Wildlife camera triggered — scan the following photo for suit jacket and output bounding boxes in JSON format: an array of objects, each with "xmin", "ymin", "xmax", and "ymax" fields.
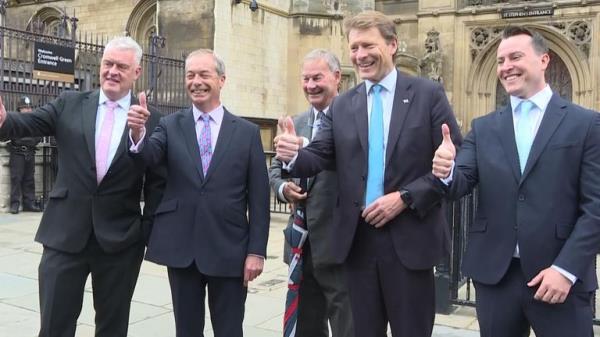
[
  {"xmin": 269, "ymin": 109, "xmax": 339, "ymax": 267},
  {"xmin": 290, "ymin": 71, "xmax": 462, "ymax": 269},
  {"xmin": 0, "ymin": 90, "xmax": 165, "ymax": 253},
  {"xmin": 134, "ymin": 107, "xmax": 270, "ymax": 277},
  {"xmin": 446, "ymin": 94, "xmax": 600, "ymax": 292}
]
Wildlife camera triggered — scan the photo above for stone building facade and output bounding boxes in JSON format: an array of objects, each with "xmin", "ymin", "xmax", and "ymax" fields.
[{"xmin": 2, "ymin": 0, "xmax": 599, "ymax": 208}]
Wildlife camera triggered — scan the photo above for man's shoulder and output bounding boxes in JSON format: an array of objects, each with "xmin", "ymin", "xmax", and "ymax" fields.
[{"xmin": 224, "ymin": 108, "xmax": 260, "ymax": 131}]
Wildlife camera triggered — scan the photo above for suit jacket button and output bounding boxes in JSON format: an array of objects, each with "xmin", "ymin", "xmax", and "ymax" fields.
[
  {"xmin": 518, "ymin": 195, "xmax": 525, "ymax": 201},
  {"xmin": 354, "ymin": 201, "xmax": 359, "ymax": 207}
]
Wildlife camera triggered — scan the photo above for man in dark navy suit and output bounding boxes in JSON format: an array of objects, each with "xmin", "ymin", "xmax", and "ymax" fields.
[{"xmin": 433, "ymin": 26, "xmax": 600, "ymax": 337}]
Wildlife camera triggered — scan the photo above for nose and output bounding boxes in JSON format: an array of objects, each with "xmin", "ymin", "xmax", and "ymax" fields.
[
  {"xmin": 306, "ymin": 78, "xmax": 318, "ymax": 89},
  {"xmin": 498, "ymin": 60, "xmax": 512, "ymax": 73},
  {"xmin": 355, "ymin": 46, "xmax": 368, "ymax": 60}
]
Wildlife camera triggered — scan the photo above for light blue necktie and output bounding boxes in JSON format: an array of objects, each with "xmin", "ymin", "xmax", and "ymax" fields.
[
  {"xmin": 515, "ymin": 100, "xmax": 535, "ymax": 173},
  {"xmin": 365, "ymin": 84, "xmax": 384, "ymax": 205}
]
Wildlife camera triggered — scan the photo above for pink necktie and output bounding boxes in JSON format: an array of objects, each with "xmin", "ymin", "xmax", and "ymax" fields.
[{"xmin": 96, "ymin": 101, "xmax": 117, "ymax": 184}]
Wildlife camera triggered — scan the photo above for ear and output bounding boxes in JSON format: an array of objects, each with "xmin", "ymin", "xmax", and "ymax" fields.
[
  {"xmin": 134, "ymin": 65, "xmax": 142, "ymax": 80},
  {"xmin": 540, "ymin": 52, "xmax": 550, "ymax": 71},
  {"xmin": 219, "ymin": 75, "xmax": 226, "ymax": 88},
  {"xmin": 388, "ymin": 37, "xmax": 399, "ymax": 56}
]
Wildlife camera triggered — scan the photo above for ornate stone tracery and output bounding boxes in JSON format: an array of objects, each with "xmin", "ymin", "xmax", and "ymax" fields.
[{"xmin": 469, "ymin": 20, "xmax": 593, "ymax": 61}]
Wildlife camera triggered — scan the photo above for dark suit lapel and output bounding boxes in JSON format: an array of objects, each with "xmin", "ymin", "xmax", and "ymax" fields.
[
  {"xmin": 180, "ymin": 108, "xmax": 205, "ymax": 180},
  {"xmin": 82, "ymin": 90, "xmax": 99, "ymax": 164},
  {"xmin": 495, "ymin": 105, "xmax": 520, "ymax": 184},
  {"xmin": 520, "ymin": 95, "xmax": 567, "ymax": 184},
  {"xmin": 385, "ymin": 72, "xmax": 414, "ymax": 167},
  {"xmin": 352, "ymin": 84, "xmax": 368, "ymax": 156},
  {"xmin": 203, "ymin": 109, "xmax": 237, "ymax": 184}
]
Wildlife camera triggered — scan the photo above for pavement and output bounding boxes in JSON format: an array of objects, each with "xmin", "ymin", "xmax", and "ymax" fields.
[{"xmin": 0, "ymin": 211, "xmax": 597, "ymax": 337}]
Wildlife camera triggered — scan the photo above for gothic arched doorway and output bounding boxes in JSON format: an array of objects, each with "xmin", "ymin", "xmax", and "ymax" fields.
[{"xmin": 495, "ymin": 50, "xmax": 572, "ymax": 109}]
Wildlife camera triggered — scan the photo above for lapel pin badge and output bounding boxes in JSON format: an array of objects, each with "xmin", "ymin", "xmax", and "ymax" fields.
[{"xmin": 403, "ymin": 99, "xmax": 409, "ymax": 104}]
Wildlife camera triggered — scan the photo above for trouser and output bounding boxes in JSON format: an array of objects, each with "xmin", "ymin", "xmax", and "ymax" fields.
[
  {"xmin": 38, "ymin": 235, "xmax": 144, "ymax": 337},
  {"xmin": 10, "ymin": 151, "xmax": 36, "ymax": 207}
]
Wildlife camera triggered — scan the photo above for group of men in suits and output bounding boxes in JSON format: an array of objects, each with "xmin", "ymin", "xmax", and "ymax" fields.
[
  {"xmin": 0, "ymin": 8, "xmax": 598, "ymax": 337},
  {"xmin": 275, "ymin": 10, "xmax": 599, "ymax": 337}
]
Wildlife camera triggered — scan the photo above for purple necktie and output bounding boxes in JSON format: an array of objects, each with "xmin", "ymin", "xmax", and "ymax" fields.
[
  {"xmin": 199, "ymin": 114, "xmax": 212, "ymax": 176},
  {"xmin": 96, "ymin": 101, "xmax": 118, "ymax": 184}
]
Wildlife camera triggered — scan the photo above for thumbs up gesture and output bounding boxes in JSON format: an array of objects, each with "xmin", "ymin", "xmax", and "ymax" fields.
[
  {"xmin": 274, "ymin": 116, "xmax": 302, "ymax": 162},
  {"xmin": 128, "ymin": 92, "xmax": 150, "ymax": 143},
  {"xmin": 432, "ymin": 123, "xmax": 456, "ymax": 179}
]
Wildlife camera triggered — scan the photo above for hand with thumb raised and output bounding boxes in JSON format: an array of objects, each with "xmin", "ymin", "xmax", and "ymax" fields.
[
  {"xmin": 432, "ymin": 123, "xmax": 456, "ymax": 179},
  {"xmin": 127, "ymin": 92, "xmax": 151, "ymax": 143},
  {"xmin": 274, "ymin": 116, "xmax": 302, "ymax": 162}
]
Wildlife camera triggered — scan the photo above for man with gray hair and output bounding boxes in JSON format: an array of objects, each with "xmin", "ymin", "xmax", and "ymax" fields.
[
  {"xmin": 127, "ymin": 49, "xmax": 270, "ymax": 337},
  {"xmin": 0, "ymin": 36, "xmax": 165, "ymax": 337},
  {"xmin": 269, "ymin": 49, "xmax": 354, "ymax": 337}
]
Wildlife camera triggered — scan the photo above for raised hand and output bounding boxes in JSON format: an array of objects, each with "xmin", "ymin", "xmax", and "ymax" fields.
[
  {"xmin": 127, "ymin": 92, "xmax": 150, "ymax": 143},
  {"xmin": 274, "ymin": 116, "xmax": 302, "ymax": 162},
  {"xmin": 0, "ymin": 96, "xmax": 6, "ymax": 128},
  {"xmin": 432, "ymin": 123, "xmax": 456, "ymax": 179}
]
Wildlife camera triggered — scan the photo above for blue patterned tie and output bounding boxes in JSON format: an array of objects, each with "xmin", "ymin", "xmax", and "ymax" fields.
[
  {"xmin": 515, "ymin": 100, "xmax": 535, "ymax": 173},
  {"xmin": 365, "ymin": 84, "xmax": 384, "ymax": 205},
  {"xmin": 199, "ymin": 114, "xmax": 212, "ymax": 176}
]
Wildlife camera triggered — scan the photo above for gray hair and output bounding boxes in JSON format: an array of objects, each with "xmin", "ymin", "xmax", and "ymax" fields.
[
  {"xmin": 103, "ymin": 36, "xmax": 143, "ymax": 65},
  {"xmin": 303, "ymin": 49, "xmax": 341, "ymax": 73},
  {"xmin": 186, "ymin": 49, "xmax": 226, "ymax": 76}
]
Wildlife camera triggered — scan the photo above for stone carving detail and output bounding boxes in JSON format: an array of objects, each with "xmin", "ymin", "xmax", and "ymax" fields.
[
  {"xmin": 469, "ymin": 20, "xmax": 592, "ymax": 60},
  {"xmin": 419, "ymin": 29, "xmax": 443, "ymax": 83},
  {"xmin": 469, "ymin": 27, "xmax": 502, "ymax": 61},
  {"xmin": 551, "ymin": 20, "xmax": 591, "ymax": 57}
]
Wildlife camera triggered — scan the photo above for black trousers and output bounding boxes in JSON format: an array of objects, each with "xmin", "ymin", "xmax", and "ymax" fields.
[
  {"xmin": 474, "ymin": 258, "xmax": 594, "ymax": 337},
  {"xmin": 38, "ymin": 235, "xmax": 144, "ymax": 337},
  {"xmin": 10, "ymin": 151, "xmax": 36, "ymax": 207},
  {"xmin": 296, "ymin": 240, "xmax": 354, "ymax": 337},
  {"xmin": 167, "ymin": 264, "xmax": 247, "ymax": 337},
  {"xmin": 345, "ymin": 218, "xmax": 435, "ymax": 337}
]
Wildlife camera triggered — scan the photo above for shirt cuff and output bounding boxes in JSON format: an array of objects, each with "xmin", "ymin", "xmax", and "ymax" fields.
[
  {"xmin": 439, "ymin": 161, "xmax": 455, "ymax": 186},
  {"xmin": 248, "ymin": 254, "xmax": 265, "ymax": 260},
  {"xmin": 551, "ymin": 265, "xmax": 577, "ymax": 285},
  {"xmin": 278, "ymin": 182, "xmax": 289, "ymax": 202},
  {"xmin": 128, "ymin": 127, "xmax": 146, "ymax": 153},
  {"xmin": 301, "ymin": 136, "xmax": 309, "ymax": 147},
  {"xmin": 282, "ymin": 153, "xmax": 298, "ymax": 171}
]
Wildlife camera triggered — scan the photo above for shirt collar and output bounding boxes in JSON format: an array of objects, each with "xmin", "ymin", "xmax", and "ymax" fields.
[
  {"xmin": 98, "ymin": 90, "xmax": 131, "ymax": 109},
  {"xmin": 510, "ymin": 85, "xmax": 553, "ymax": 113},
  {"xmin": 193, "ymin": 104, "xmax": 224, "ymax": 126},
  {"xmin": 312, "ymin": 106, "xmax": 330, "ymax": 117},
  {"xmin": 365, "ymin": 69, "xmax": 397, "ymax": 95}
]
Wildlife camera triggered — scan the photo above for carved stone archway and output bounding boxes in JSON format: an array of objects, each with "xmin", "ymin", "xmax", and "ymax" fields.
[
  {"xmin": 465, "ymin": 23, "xmax": 593, "ymax": 130},
  {"xmin": 125, "ymin": 0, "xmax": 157, "ymax": 48}
]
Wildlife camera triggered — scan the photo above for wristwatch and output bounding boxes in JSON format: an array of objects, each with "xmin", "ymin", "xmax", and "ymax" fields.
[{"xmin": 399, "ymin": 189, "xmax": 414, "ymax": 209}]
